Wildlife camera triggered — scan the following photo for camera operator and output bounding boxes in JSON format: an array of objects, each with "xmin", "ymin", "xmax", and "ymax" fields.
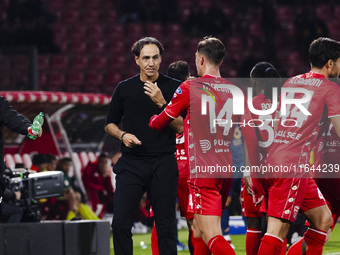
[
  {"xmin": 0, "ymin": 95, "xmax": 42, "ymax": 218},
  {"xmin": 1, "ymin": 167, "xmax": 23, "ymax": 223}
]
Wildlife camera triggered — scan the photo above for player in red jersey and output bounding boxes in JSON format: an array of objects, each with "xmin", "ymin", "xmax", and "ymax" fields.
[
  {"xmin": 287, "ymin": 120, "xmax": 340, "ymax": 254},
  {"xmin": 253, "ymin": 37, "xmax": 340, "ymax": 255},
  {"xmin": 149, "ymin": 37, "xmax": 260, "ymax": 255},
  {"xmin": 241, "ymin": 62, "xmax": 283, "ymax": 255}
]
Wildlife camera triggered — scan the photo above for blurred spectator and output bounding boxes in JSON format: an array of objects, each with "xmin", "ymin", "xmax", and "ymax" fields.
[
  {"xmin": 46, "ymin": 153, "xmax": 57, "ymax": 171},
  {"xmin": 31, "ymin": 153, "xmax": 49, "ymax": 172},
  {"xmin": 82, "ymin": 153, "xmax": 115, "ymax": 218},
  {"xmin": 58, "ymin": 157, "xmax": 99, "ymax": 220}
]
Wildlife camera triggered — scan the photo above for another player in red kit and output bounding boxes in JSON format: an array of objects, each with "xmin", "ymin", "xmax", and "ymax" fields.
[
  {"xmin": 241, "ymin": 62, "xmax": 283, "ymax": 255},
  {"xmin": 287, "ymin": 119, "xmax": 340, "ymax": 254},
  {"xmin": 253, "ymin": 37, "xmax": 340, "ymax": 255},
  {"xmin": 149, "ymin": 37, "xmax": 260, "ymax": 255}
]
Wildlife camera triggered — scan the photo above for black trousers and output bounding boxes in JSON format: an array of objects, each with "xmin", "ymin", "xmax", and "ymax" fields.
[{"xmin": 112, "ymin": 153, "xmax": 178, "ymax": 255}]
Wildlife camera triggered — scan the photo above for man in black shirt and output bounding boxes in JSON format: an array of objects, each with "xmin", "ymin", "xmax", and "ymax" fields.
[{"xmin": 105, "ymin": 37, "xmax": 181, "ymax": 255}]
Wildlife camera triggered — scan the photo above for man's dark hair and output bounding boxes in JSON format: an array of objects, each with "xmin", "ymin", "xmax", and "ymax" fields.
[
  {"xmin": 197, "ymin": 36, "xmax": 225, "ymax": 65},
  {"xmin": 168, "ymin": 61, "xmax": 190, "ymax": 82},
  {"xmin": 59, "ymin": 157, "xmax": 72, "ymax": 165},
  {"xmin": 98, "ymin": 152, "xmax": 109, "ymax": 160},
  {"xmin": 250, "ymin": 62, "xmax": 282, "ymax": 100},
  {"xmin": 131, "ymin": 37, "xmax": 164, "ymax": 57},
  {"xmin": 309, "ymin": 37, "xmax": 340, "ymax": 68}
]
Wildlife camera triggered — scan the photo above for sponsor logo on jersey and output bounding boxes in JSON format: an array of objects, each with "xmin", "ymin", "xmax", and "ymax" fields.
[{"xmin": 199, "ymin": 140, "xmax": 211, "ymax": 153}]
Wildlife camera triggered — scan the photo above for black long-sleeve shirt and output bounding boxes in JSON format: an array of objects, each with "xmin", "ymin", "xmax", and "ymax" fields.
[
  {"xmin": 105, "ymin": 73, "xmax": 181, "ymax": 156},
  {"xmin": 0, "ymin": 96, "xmax": 31, "ymax": 177}
]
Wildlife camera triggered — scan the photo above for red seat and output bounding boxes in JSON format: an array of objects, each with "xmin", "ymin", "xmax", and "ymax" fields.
[
  {"xmin": 51, "ymin": 55, "xmax": 69, "ymax": 70},
  {"xmin": 67, "ymin": 0, "xmax": 83, "ymax": 9},
  {"xmin": 84, "ymin": 0, "xmax": 103, "ymax": 10},
  {"xmin": 88, "ymin": 40, "xmax": 106, "ymax": 53},
  {"xmin": 1, "ymin": 56, "xmax": 12, "ymax": 70},
  {"xmin": 13, "ymin": 55, "xmax": 29, "ymax": 70},
  {"xmin": 69, "ymin": 25, "xmax": 87, "ymax": 41},
  {"xmin": 328, "ymin": 21, "xmax": 340, "ymax": 40},
  {"xmin": 82, "ymin": 10, "xmax": 99, "ymax": 23},
  {"xmin": 106, "ymin": 73, "xmax": 122, "ymax": 86},
  {"xmin": 70, "ymin": 55, "xmax": 88, "ymax": 70},
  {"xmin": 227, "ymin": 37, "xmax": 244, "ymax": 53},
  {"xmin": 4, "ymin": 154, "xmax": 15, "ymax": 169},
  {"xmin": 53, "ymin": 23, "xmax": 68, "ymax": 40},
  {"xmin": 334, "ymin": 5, "xmax": 340, "ymax": 18},
  {"xmin": 167, "ymin": 24, "xmax": 183, "ymax": 38},
  {"xmin": 38, "ymin": 55, "xmax": 50, "ymax": 70},
  {"xmin": 107, "ymin": 24, "xmax": 124, "ymax": 40},
  {"xmin": 248, "ymin": 22, "xmax": 263, "ymax": 37},
  {"xmin": 48, "ymin": 71, "xmax": 66, "ymax": 91},
  {"xmin": 38, "ymin": 73, "xmax": 48, "ymax": 89},
  {"xmin": 108, "ymin": 56, "xmax": 126, "ymax": 73},
  {"xmin": 22, "ymin": 154, "xmax": 32, "ymax": 169},
  {"xmin": 316, "ymin": 4, "xmax": 331, "ymax": 21},
  {"xmin": 87, "ymin": 71, "xmax": 104, "ymax": 86},
  {"xmin": 48, "ymin": 0, "xmax": 64, "ymax": 11},
  {"xmin": 147, "ymin": 23, "xmax": 163, "ymax": 34},
  {"xmin": 88, "ymin": 25, "xmax": 105, "ymax": 40},
  {"xmin": 276, "ymin": 6, "xmax": 294, "ymax": 23},
  {"xmin": 89, "ymin": 55, "xmax": 108, "ymax": 70},
  {"xmin": 62, "ymin": 10, "xmax": 80, "ymax": 23},
  {"xmin": 101, "ymin": 10, "xmax": 117, "ymax": 23},
  {"xmin": 167, "ymin": 39, "xmax": 184, "ymax": 55},
  {"xmin": 69, "ymin": 41, "xmax": 87, "ymax": 53},
  {"xmin": 107, "ymin": 41, "xmax": 125, "ymax": 55},
  {"xmin": 67, "ymin": 72, "xmax": 85, "ymax": 87}
]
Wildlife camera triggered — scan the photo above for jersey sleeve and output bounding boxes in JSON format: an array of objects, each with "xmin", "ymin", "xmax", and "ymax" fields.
[
  {"xmin": 165, "ymin": 82, "xmax": 190, "ymax": 119},
  {"xmin": 326, "ymin": 83, "xmax": 340, "ymax": 118},
  {"xmin": 105, "ymin": 83, "xmax": 123, "ymax": 126}
]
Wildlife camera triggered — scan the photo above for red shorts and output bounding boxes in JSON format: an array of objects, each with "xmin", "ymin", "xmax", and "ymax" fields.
[
  {"xmin": 188, "ymin": 178, "xmax": 232, "ymax": 217},
  {"xmin": 241, "ymin": 179, "xmax": 265, "ymax": 218},
  {"xmin": 315, "ymin": 178, "xmax": 340, "ymax": 229},
  {"xmin": 261, "ymin": 177, "xmax": 326, "ymax": 223},
  {"xmin": 177, "ymin": 176, "xmax": 194, "ymax": 220}
]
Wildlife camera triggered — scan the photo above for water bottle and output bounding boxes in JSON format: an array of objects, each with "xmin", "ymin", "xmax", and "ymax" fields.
[{"xmin": 27, "ymin": 112, "xmax": 44, "ymax": 140}]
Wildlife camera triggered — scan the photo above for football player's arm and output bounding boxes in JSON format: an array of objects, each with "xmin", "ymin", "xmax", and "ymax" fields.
[
  {"xmin": 331, "ymin": 116, "xmax": 340, "ymax": 138},
  {"xmin": 149, "ymin": 110, "xmax": 175, "ymax": 130}
]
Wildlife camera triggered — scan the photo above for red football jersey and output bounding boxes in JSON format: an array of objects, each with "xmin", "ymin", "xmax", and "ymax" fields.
[
  {"xmin": 176, "ymin": 133, "xmax": 189, "ymax": 177},
  {"xmin": 165, "ymin": 75, "xmax": 259, "ymax": 178},
  {"xmin": 267, "ymin": 71, "xmax": 340, "ymax": 171},
  {"xmin": 251, "ymin": 94, "xmax": 276, "ymax": 164}
]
